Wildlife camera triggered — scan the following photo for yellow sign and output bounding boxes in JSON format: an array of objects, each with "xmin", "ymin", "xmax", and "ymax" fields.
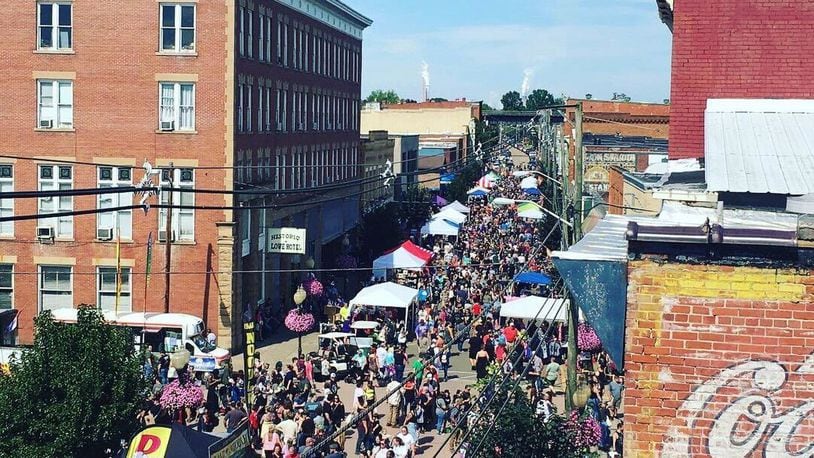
[
  {"xmin": 243, "ymin": 322, "xmax": 256, "ymax": 407},
  {"xmin": 126, "ymin": 425, "xmax": 171, "ymax": 458}
]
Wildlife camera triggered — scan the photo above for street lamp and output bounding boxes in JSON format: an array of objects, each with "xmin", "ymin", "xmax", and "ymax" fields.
[
  {"xmin": 293, "ymin": 285, "xmax": 307, "ymax": 356},
  {"xmin": 491, "ymin": 197, "xmax": 573, "ymax": 227}
]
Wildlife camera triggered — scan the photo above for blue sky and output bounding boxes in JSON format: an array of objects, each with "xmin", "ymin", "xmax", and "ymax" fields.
[{"xmin": 348, "ymin": 0, "xmax": 673, "ymax": 106}]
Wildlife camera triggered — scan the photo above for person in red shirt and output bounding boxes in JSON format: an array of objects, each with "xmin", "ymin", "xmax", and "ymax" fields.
[
  {"xmin": 472, "ymin": 303, "xmax": 482, "ymax": 316},
  {"xmin": 503, "ymin": 322, "xmax": 518, "ymax": 343}
]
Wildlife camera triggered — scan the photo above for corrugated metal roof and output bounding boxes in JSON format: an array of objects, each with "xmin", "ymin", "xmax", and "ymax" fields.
[
  {"xmin": 705, "ymin": 99, "xmax": 814, "ymax": 195},
  {"xmin": 552, "ymin": 215, "xmax": 630, "ymax": 261}
]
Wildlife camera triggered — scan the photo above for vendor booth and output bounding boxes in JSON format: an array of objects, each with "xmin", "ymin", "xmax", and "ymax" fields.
[
  {"xmin": 431, "ymin": 208, "xmax": 467, "ymax": 225},
  {"xmin": 371, "ymin": 240, "xmax": 433, "ymax": 279},
  {"xmin": 420, "ymin": 218, "xmax": 460, "ymax": 237},
  {"xmin": 467, "ymin": 186, "xmax": 490, "ymax": 197},
  {"xmin": 500, "ymin": 296, "xmax": 575, "ymax": 322},
  {"xmin": 349, "ymin": 282, "xmax": 418, "ymax": 324},
  {"xmin": 440, "ymin": 200, "xmax": 470, "ymax": 214}
]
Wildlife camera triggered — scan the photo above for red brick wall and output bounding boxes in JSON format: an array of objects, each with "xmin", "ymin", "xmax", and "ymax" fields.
[
  {"xmin": 624, "ymin": 260, "xmax": 814, "ymax": 457},
  {"xmin": 668, "ymin": 0, "xmax": 814, "ymax": 159},
  {"xmin": 0, "ymin": 1, "xmax": 229, "ymax": 342}
]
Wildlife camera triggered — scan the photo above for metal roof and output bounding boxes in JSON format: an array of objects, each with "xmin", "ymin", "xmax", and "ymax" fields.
[{"xmin": 705, "ymin": 99, "xmax": 814, "ymax": 195}]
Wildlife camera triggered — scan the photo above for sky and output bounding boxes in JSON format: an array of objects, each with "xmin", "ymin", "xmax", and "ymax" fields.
[{"xmin": 347, "ymin": 0, "xmax": 673, "ymax": 107}]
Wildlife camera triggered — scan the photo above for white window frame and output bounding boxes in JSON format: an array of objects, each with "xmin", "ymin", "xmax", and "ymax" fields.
[
  {"xmin": 258, "ymin": 12, "xmax": 265, "ymax": 61},
  {"xmin": 257, "ymin": 85, "xmax": 263, "ymax": 132},
  {"xmin": 38, "ymin": 165, "xmax": 73, "ymax": 238},
  {"xmin": 282, "ymin": 89, "xmax": 288, "ymax": 132},
  {"xmin": 0, "ymin": 165, "xmax": 13, "ymax": 237},
  {"xmin": 276, "ymin": 17, "xmax": 282, "ymax": 63},
  {"xmin": 238, "ymin": 82, "xmax": 244, "ymax": 132},
  {"xmin": 159, "ymin": 82, "xmax": 195, "ymax": 131},
  {"xmin": 160, "ymin": 3, "xmax": 196, "ymax": 53},
  {"xmin": 246, "ymin": 84, "xmax": 253, "ymax": 132},
  {"xmin": 97, "ymin": 266, "xmax": 132, "ymax": 312},
  {"xmin": 39, "ymin": 265, "xmax": 72, "ymax": 312},
  {"xmin": 265, "ymin": 86, "xmax": 272, "ymax": 132},
  {"xmin": 0, "ymin": 264, "xmax": 12, "ymax": 312},
  {"xmin": 238, "ymin": 5, "xmax": 245, "ymax": 56},
  {"xmin": 247, "ymin": 9, "xmax": 253, "ymax": 58},
  {"xmin": 241, "ymin": 210, "xmax": 251, "ymax": 257},
  {"xmin": 159, "ymin": 168, "xmax": 195, "ymax": 241},
  {"xmin": 37, "ymin": 79, "xmax": 73, "ymax": 129},
  {"xmin": 97, "ymin": 166, "xmax": 133, "ymax": 240},
  {"xmin": 38, "ymin": 2, "xmax": 72, "ymax": 51},
  {"xmin": 265, "ymin": 15, "xmax": 273, "ymax": 63}
]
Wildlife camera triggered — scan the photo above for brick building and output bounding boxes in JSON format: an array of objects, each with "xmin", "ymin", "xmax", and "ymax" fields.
[
  {"xmin": 0, "ymin": 0, "xmax": 371, "ymax": 351},
  {"xmin": 658, "ymin": 0, "xmax": 814, "ymax": 159}
]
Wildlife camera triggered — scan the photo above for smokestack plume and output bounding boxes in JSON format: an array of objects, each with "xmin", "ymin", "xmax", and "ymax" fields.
[
  {"xmin": 521, "ymin": 68, "xmax": 533, "ymax": 104},
  {"xmin": 421, "ymin": 61, "xmax": 430, "ymax": 102}
]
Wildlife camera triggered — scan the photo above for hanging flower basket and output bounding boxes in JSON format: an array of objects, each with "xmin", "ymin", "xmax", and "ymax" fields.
[
  {"xmin": 577, "ymin": 322, "xmax": 602, "ymax": 352},
  {"xmin": 285, "ymin": 309, "xmax": 315, "ymax": 333},
  {"xmin": 565, "ymin": 410, "xmax": 602, "ymax": 449},
  {"xmin": 158, "ymin": 378, "xmax": 204, "ymax": 411},
  {"xmin": 304, "ymin": 278, "xmax": 324, "ymax": 297}
]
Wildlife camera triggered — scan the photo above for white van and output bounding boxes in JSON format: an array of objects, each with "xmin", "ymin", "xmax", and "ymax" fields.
[{"xmin": 50, "ymin": 309, "xmax": 231, "ymax": 366}]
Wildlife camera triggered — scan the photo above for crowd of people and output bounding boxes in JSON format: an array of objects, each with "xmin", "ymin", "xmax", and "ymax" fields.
[{"xmin": 132, "ymin": 160, "xmax": 625, "ymax": 457}]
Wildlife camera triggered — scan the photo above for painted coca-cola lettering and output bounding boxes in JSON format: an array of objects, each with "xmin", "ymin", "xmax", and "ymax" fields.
[{"xmin": 662, "ymin": 352, "xmax": 814, "ymax": 457}]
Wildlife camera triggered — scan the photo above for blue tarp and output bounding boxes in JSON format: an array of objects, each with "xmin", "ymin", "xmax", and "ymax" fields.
[{"xmin": 514, "ymin": 271, "xmax": 552, "ymax": 285}]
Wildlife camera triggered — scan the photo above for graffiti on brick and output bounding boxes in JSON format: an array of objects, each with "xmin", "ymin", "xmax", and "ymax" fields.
[{"xmin": 662, "ymin": 352, "xmax": 814, "ymax": 457}]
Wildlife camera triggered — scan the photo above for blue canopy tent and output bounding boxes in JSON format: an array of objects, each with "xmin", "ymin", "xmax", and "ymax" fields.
[
  {"xmin": 514, "ymin": 271, "xmax": 552, "ymax": 285},
  {"xmin": 523, "ymin": 187, "xmax": 542, "ymax": 196}
]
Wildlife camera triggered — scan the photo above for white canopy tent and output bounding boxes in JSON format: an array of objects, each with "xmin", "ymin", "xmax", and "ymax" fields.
[
  {"xmin": 440, "ymin": 200, "xmax": 470, "ymax": 214},
  {"xmin": 500, "ymin": 296, "xmax": 583, "ymax": 322},
  {"xmin": 420, "ymin": 218, "xmax": 461, "ymax": 236},
  {"xmin": 431, "ymin": 209, "xmax": 467, "ymax": 225},
  {"xmin": 372, "ymin": 247, "xmax": 430, "ymax": 279},
  {"xmin": 349, "ymin": 282, "xmax": 419, "ymax": 323}
]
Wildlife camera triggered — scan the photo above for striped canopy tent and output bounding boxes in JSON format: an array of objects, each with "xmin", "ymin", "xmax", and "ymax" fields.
[{"xmin": 477, "ymin": 175, "xmax": 495, "ymax": 189}]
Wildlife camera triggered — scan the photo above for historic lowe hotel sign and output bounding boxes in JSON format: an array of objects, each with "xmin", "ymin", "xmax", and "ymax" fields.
[{"xmin": 267, "ymin": 228, "xmax": 306, "ymax": 254}]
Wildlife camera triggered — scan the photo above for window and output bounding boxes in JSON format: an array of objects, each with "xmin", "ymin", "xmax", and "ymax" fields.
[
  {"xmin": 276, "ymin": 18, "xmax": 282, "ymax": 63},
  {"xmin": 159, "ymin": 82, "xmax": 195, "ymax": 131},
  {"xmin": 0, "ymin": 165, "xmax": 12, "ymax": 236},
  {"xmin": 283, "ymin": 23, "xmax": 288, "ymax": 66},
  {"xmin": 38, "ymin": 165, "xmax": 72, "ymax": 238},
  {"xmin": 246, "ymin": 84, "xmax": 253, "ymax": 132},
  {"xmin": 97, "ymin": 166, "xmax": 133, "ymax": 240},
  {"xmin": 241, "ymin": 210, "xmax": 250, "ymax": 257},
  {"xmin": 238, "ymin": 82, "xmax": 245, "ymax": 132},
  {"xmin": 238, "ymin": 6, "xmax": 245, "ymax": 56},
  {"xmin": 0, "ymin": 264, "xmax": 11, "ymax": 311},
  {"xmin": 257, "ymin": 85, "xmax": 263, "ymax": 132},
  {"xmin": 265, "ymin": 15, "xmax": 272, "ymax": 62},
  {"xmin": 265, "ymin": 86, "xmax": 272, "ymax": 132},
  {"xmin": 247, "ymin": 9, "xmax": 253, "ymax": 58},
  {"xmin": 160, "ymin": 3, "xmax": 195, "ymax": 52},
  {"xmin": 37, "ymin": 80, "xmax": 73, "ymax": 129},
  {"xmin": 38, "ymin": 2, "xmax": 71, "ymax": 50},
  {"xmin": 97, "ymin": 267, "xmax": 131, "ymax": 312},
  {"xmin": 39, "ymin": 265, "xmax": 72, "ymax": 311},
  {"xmin": 258, "ymin": 13, "xmax": 264, "ymax": 61},
  {"xmin": 159, "ymin": 168, "xmax": 194, "ymax": 241},
  {"xmin": 282, "ymin": 89, "xmax": 288, "ymax": 132}
]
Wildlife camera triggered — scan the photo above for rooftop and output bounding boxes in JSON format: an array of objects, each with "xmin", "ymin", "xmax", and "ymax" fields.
[{"xmin": 705, "ymin": 99, "xmax": 814, "ymax": 195}]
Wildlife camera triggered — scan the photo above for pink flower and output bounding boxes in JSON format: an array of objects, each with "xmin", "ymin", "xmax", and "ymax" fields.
[
  {"xmin": 158, "ymin": 378, "xmax": 204, "ymax": 410},
  {"xmin": 577, "ymin": 322, "xmax": 602, "ymax": 352},
  {"xmin": 285, "ymin": 310, "xmax": 315, "ymax": 333},
  {"xmin": 304, "ymin": 279, "xmax": 324, "ymax": 296}
]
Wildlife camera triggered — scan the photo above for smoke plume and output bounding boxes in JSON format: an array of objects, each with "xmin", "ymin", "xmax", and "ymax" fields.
[{"xmin": 521, "ymin": 68, "xmax": 533, "ymax": 98}]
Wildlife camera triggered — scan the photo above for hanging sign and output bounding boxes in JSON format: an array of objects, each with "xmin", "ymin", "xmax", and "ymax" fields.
[{"xmin": 267, "ymin": 228, "xmax": 306, "ymax": 254}]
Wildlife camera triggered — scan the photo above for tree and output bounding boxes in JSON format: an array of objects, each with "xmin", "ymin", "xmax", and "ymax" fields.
[
  {"xmin": 525, "ymin": 89, "xmax": 562, "ymax": 110},
  {"xmin": 500, "ymin": 91, "xmax": 524, "ymax": 111},
  {"xmin": 360, "ymin": 203, "xmax": 404, "ymax": 263},
  {"xmin": 445, "ymin": 161, "xmax": 482, "ymax": 204},
  {"xmin": 0, "ymin": 306, "xmax": 148, "ymax": 457},
  {"xmin": 365, "ymin": 89, "xmax": 401, "ymax": 105},
  {"xmin": 429, "ymin": 97, "xmax": 448, "ymax": 102},
  {"xmin": 481, "ymin": 102, "xmax": 494, "ymax": 111}
]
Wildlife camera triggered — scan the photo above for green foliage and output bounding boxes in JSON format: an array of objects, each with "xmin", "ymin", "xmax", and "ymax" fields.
[
  {"xmin": 0, "ymin": 306, "xmax": 148, "ymax": 457},
  {"xmin": 474, "ymin": 119, "xmax": 498, "ymax": 148},
  {"xmin": 429, "ymin": 97, "xmax": 448, "ymax": 102},
  {"xmin": 481, "ymin": 102, "xmax": 494, "ymax": 111},
  {"xmin": 501, "ymin": 91, "xmax": 524, "ymax": 111},
  {"xmin": 365, "ymin": 89, "xmax": 401, "ymax": 105},
  {"xmin": 398, "ymin": 185, "xmax": 432, "ymax": 228},
  {"xmin": 360, "ymin": 203, "xmax": 404, "ymax": 262},
  {"xmin": 445, "ymin": 161, "xmax": 482, "ymax": 204},
  {"xmin": 525, "ymin": 89, "xmax": 563, "ymax": 110},
  {"xmin": 464, "ymin": 385, "xmax": 599, "ymax": 458}
]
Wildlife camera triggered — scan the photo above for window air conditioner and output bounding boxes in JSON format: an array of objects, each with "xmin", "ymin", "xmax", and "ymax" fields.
[
  {"xmin": 160, "ymin": 120, "xmax": 175, "ymax": 131},
  {"xmin": 158, "ymin": 229, "xmax": 176, "ymax": 242},
  {"xmin": 39, "ymin": 119, "xmax": 53, "ymax": 129},
  {"xmin": 36, "ymin": 226, "xmax": 54, "ymax": 240},
  {"xmin": 96, "ymin": 227, "xmax": 113, "ymax": 241}
]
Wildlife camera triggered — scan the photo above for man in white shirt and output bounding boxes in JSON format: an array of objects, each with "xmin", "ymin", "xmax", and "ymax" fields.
[
  {"xmin": 276, "ymin": 412, "xmax": 299, "ymax": 444},
  {"xmin": 396, "ymin": 426, "xmax": 416, "ymax": 457},
  {"xmin": 376, "ymin": 345, "xmax": 388, "ymax": 371},
  {"xmin": 386, "ymin": 379, "xmax": 402, "ymax": 426}
]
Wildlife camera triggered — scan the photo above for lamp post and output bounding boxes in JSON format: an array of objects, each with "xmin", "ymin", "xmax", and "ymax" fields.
[{"xmin": 293, "ymin": 285, "xmax": 307, "ymax": 356}]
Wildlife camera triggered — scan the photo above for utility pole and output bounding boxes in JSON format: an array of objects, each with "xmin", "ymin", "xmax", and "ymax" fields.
[
  {"xmin": 565, "ymin": 103, "xmax": 584, "ymax": 411},
  {"xmin": 163, "ymin": 162, "xmax": 174, "ymax": 313},
  {"xmin": 573, "ymin": 102, "xmax": 584, "ymax": 240}
]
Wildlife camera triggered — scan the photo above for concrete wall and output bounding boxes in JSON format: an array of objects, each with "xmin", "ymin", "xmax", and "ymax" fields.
[{"xmin": 624, "ymin": 260, "xmax": 814, "ymax": 457}]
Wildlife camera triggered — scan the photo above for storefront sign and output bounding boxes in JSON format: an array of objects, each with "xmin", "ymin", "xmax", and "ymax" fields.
[
  {"xmin": 243, "ymin": 322, "xmax": 255, "ymax": 407},
  {"xmin": 126, "ymin": 426, "xmax": 171, "ymax": 458},
  {"xmin": 188, "ymin": 355, "xmax": 217, "ymax": 372},
  {"xmin": 585, "ymin": 152, "xmax": 636, "ymax": 169},
  {"xmin": 267, "ymin": 228, "xmax": 306, "ymax": 254}
]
